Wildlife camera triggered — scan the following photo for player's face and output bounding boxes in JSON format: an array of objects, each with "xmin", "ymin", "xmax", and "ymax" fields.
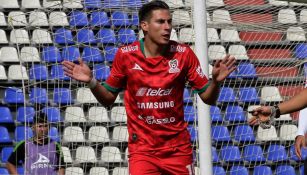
[
  {"xmin": 143, "ymin": 9, "xmax": 172, "ymax": 45},
  {"xmin": 33, "ymin": 123, "xmax": 49, "ymax": 139}
]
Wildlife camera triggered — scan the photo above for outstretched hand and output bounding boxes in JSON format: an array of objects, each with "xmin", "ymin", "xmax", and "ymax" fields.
[
  {"xmin": 248, "ymin": 106, "xmax": 272, "ymax": 125},
  {"xmin": 62, "ymin": 58, "xmax": 92, "ymax": 83},
  {"xmin": 212, "ymin": 55, "xmax": 236, "ymax": 83}
]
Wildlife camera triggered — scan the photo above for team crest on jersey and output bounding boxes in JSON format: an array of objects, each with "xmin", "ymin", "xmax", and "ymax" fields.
[{"xmin": 168, "ymin": 59, "xmax": 180, "ymax": 73}]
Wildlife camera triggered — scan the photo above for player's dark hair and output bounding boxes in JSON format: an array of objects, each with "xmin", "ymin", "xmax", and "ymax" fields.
[
  {"xmin": 33, "ymin": 112, "xmax": 48, "ymax": 124},
  {"xmin": 138, "ymin": 0, "xmax": 170, "ymax": 23}
]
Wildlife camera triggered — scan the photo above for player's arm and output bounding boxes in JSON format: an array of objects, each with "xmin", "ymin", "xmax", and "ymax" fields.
[
  {"xmin": 62, "ymin": 58, "xmax": 118, "ymax": 106},
  {"xmin": 277, "ymin": 88, "xmax": 307, "ymax": 115},
  {"xmin": 58, "ymin": 168, "xmax": 65, "ymax": 175},
  {"xmin": 199, "ymin": 55, "xmax": 236, "ymax": 105},
  {"xmin": 6, "ymin": 162, "xmax": 18, "ymax": 175},
  {"xmin": 6, "ymin": 141, "xmax": 25, "ymax": 175},
  {"xmin": 249, "ymin": 89, "xmax": 307, "ymax": 125},
  {"xmin": 198, "ymin": 80, "xmax": 220, "ymax": 105}
]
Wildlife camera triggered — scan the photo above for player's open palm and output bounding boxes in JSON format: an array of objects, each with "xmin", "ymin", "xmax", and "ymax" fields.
[
  {"xmin": 212, "ymin": 55, "xmax": 236, "ymax": 83},
  {"xmin": 62, "ymin": 58, "xmax": 92, "ymax": 83}
]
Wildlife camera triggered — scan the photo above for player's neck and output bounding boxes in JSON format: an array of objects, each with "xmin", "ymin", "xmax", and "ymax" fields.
[
  {"xmin": 34, "ymin": 136, "xmax": 48, "ymax": 144},
  {"xmin": 143, "ymin": 38, "xmax": 168, "ymax": 58}
]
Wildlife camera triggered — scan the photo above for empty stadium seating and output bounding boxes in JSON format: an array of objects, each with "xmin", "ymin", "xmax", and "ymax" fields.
[
  {"xmin": 16, "ymin": 107, "xmax": 35, "ymax": 123},
  {"xmin": 0, "ymin": 127, "xmax": 12, "ymax": 143},
  {"xmin": 211, "ymin": 125, "xmax": 231, "ymax": 142},
  {"xmin": 233, "ymin": 125, "xmax": 255, "ymax": 143}
]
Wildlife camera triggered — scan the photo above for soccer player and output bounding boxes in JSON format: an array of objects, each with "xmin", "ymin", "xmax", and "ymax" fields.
[
  {"xmin": 62, "ymin": 0, "xmax": 236, "ymax": 174},
  {"xmin": 6, "ymin": 112, "xmax": 64, "ymax": 175}
]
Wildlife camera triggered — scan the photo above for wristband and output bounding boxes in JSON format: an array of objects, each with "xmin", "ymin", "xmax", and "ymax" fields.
[
  {"xmin": 87, "ymin": 77, "xmax": 97, "ymax": 89},
  {"xmin": 271, "ymin": 105, "xmax": 281, "ymax": 118}
]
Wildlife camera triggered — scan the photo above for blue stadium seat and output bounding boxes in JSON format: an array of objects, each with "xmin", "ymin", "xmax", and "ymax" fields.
[
  {"xmin": 243, "ymin": 145, "xmax": 265, "ymax": 162},
  {"xmin": 29, "ymin": 64, "xmax": 48, "ymax": 81},
  {"xmin": 1, "ymin": 147, "xmax": 13, "ymax": 163},
  {"xmin": 62, "ymin": 46, "xmax": 80, "ymax": 62},
  {"xmin": 90, "ymin": 11, "xmax": 111, "ymax": 27},
  {"xmin": 227, "ymin": 70, "xmax": 238, "ymax": 79},
  {"xmin": 210, "ymin": 106, "xmax": 223, "ymax": 123},
  {"xmin": 50, "ymin": 65, "xmax": 70, "ymax": 80},
  {"xmin": 54, "ymin": 28, "xmax": 74, "ymax": 44},
  {"xmin": 253, "ymin": 166, "xmax": 273, "ymax": 175},
  {"xmin": 233, "ymin": 125, "xmax": 255, "ymax": 142},
  {"xmin": 212, "ymin": 147, "xmax": 219, "ymax": 163},
  {"xmin": 84, "ymin": 0, "xmax": 102, "ymax": 9},
  {"xmin": 211, "ymin": 126, "xmax": 231, "ymax": 142},
  {"xmin": 131, "ymin": 13, "xmax": 139, "ymax": 26},
  {"xmin": 0, "ymin": 107, "xmax": 13, "ymax": 123},
  {"xmin": 187, "ymin": 125, "xmax": 197, "ymax": 142},
  {"xmin": 0, "ymin": 168, "xmax": 8, "ymax": 175},
  {"xmin": 118, "ymin": 28, "xmax": 137, "ymax": 44},
  {"xmin": 76, "ymin": 29, "xmax": 97, "ymax": 44},
  {"xmin": 217, "ymin": 87, "xmax": 236, "ymax": 103},
  {"xmin": 15, "ymin": 126, "xmax": 33, "ymax": 142},
  {"xmin": 225, "ymin": 105, "xmax": 246, "ymax": 122},
  {"xmin": 17, "ymin": 167, "xmax": 24, "ymax": 175},
  {"xmin": 103, "ymin": 0, "xmax": 122, "ymax": 9},
  {"xmin": 111, "ymin": 11, "xmax": 131, "ymax": 27},
  {"xmin": 184, "ymin": 106, "xmax": 196, "ymax": 122},
  {"xmin": 230, "ymin": 166, "xmax": 248, "ymax": 175},
  {"xmin": 295, "ymin": 43, "xmax": 307, "ymax": 59},
  {"xmin": 17, "ymin": 106, "xmax": 35, "ymax": 123},
  {"xmin": 289, "ymin": 145, "xmax": 307, "ymax": 161},
  {"xmin": 69, "ymin": 11, "xmax": 89, "ymax": 27},
  {"xmin": 300, "ymin": 166, "xmax": 304, "ymax": 175},
  {"xmin": 97, "ymin": 29, "xmax": 117, "ymax": 44},
  {"xmin": 124, "ymin": 0, "xmax": 143, "ymax": 8},
  {"xmin": 4, "ymin": 87, "xmax": 24, "ymax": 104},
  {"xmin": 93, "ymin": 65, "xmax": 110, "ymax": 81},
  {"xmin": 276, "ymin": 165, "xmax": 295, "ymax": 175},
  {"xmin": 220, "ymin": 146, "xmax": 242, "ymax": 162},
  {"xmin": 0, "ymin": 127, "xmax": 12, "ymax": 143},
  {"xmin": 183, "ymin": 88, "xmax": 193, "ymax": 103},
  {"xmin": 104, "ymin": 46, "xmax": 118, "ymax": 62},
  {"xmin": 213, "ymin": 166, "xmax": 226, "ymax": 175},
  {"xmin": 82, "ymin": 47, "xmax": 103, "ymax": 62},
  {"xmin": 267, "ymin": 144, "xmax": 288, "ymax": 162},
  {"xmin": 237, "ymin": 63, "xmax": 257, "ymax": 78},
  {"xmin": 53, "ymin": 88, "xmax": 73, "ymax": 105},
  {"xmin": 49, "ymin": 127, "xmax": 60, "ymax": 142},
  {"xmin": 238, "ymin": 87, "xmax": 260, "ymax": 103},
  {"xmin": 29, "ymin": 88, "xmax": 48, "ymax": 104},
  {"xmin": 42, "ymin": 46, "xmax": 63, "ymax": 63},
  {"xmin": 42, "ymin": 107, "xmax": 63, "ymax": 122}
]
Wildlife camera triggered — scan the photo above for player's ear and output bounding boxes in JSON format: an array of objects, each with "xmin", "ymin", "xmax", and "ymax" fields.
[{"xmin": 140, "ymin": 20, "xmax": 148, "ymax": 32}]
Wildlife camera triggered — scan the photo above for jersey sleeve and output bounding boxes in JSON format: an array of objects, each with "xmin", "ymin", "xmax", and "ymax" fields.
[
  {"xmin": 7, "ymin": 141, "xmax": 25, "ymax": 166},
  {"xmin": 186, "ymin": 48, "xmax": 209, "ymax": 94},
  {"xmin": 103, "ymin": 49, "xmax": 127, "ymax": 93}
]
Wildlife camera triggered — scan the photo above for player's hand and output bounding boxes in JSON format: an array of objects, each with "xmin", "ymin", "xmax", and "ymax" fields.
[
  {"xmin": 62, "ymin": 58, "xmax": 92, "ymax": 83},
  {"xmin": 212, "ymin": 55, "xmax": 236, "ymax": 83},
  {"xmin": 295, "ymin": 135, "xmax": 306, "ymax": 160},
  {"xmin": 248, "ymin": 106, "xmax": 272, "ymax": 125}
]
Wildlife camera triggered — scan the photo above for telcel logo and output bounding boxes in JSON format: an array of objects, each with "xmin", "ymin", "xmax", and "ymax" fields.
[{"xmin": 136, "ymin": 88, "xmax": 173, "ymax": 96}]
